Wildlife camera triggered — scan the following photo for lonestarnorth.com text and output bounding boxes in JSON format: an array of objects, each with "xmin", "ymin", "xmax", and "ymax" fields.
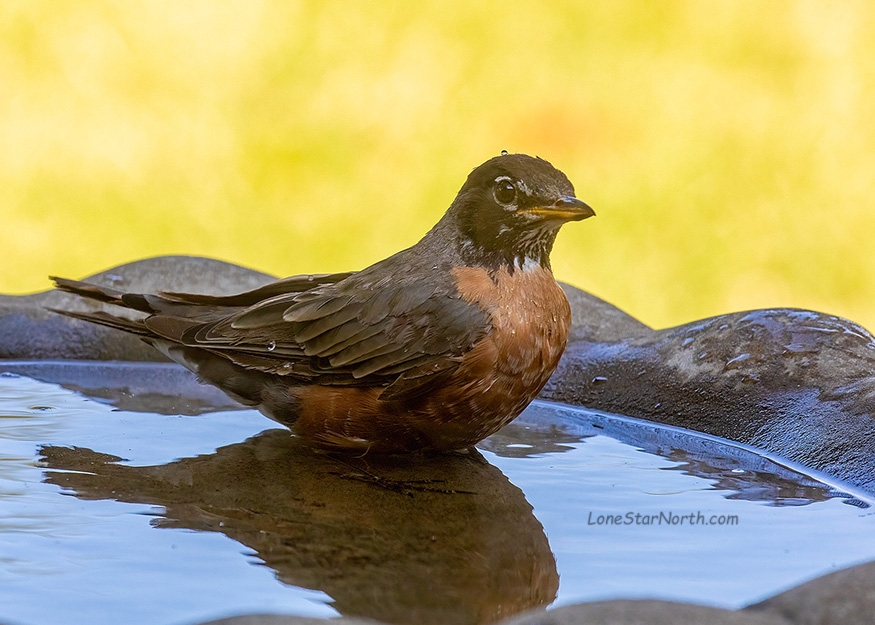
[{"xmin": 586, "ymin": 511, "xmax": 739, "ymax": 527}]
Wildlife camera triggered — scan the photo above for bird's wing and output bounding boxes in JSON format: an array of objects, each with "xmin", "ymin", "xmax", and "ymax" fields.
[{"xmin": 144, "ymin": 272, "xmax": 491, "ymax": 401}]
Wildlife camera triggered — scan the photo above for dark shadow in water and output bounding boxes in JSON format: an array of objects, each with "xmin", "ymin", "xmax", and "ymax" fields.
[
  {"xmin": 39, "ymin": 431, "xmax": 558, "ymax": 625},
  {"xmin": 0, "ymin": 361, "xmax": 239, "ymax": 415}
]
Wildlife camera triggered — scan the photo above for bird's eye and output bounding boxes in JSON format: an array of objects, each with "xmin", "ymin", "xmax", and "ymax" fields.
[{"xmin": 493, "ymin": 178, "xmax": 516, "ymax": 205}]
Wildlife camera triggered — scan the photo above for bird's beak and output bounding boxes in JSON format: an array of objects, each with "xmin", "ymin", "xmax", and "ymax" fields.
[{"xmin": 523, "ymin": 196, "xmax": 595, "ymax": 222}]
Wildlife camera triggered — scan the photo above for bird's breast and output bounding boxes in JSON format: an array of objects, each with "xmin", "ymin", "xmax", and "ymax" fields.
[{"xmin": 451, "ymin": 262, "xmax": 571, "ymax": 386}]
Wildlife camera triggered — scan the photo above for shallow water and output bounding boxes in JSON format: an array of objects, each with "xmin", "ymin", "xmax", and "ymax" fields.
[{"xmin": 1, "ymin": 363, "xmax": 874, "ymax": 625}]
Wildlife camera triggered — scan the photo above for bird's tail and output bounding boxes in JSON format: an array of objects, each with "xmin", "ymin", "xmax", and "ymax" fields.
[
  {"xmin": 47, "ymin": 307, "xmax": 152, "ymax": 336},
  {"xmin": 51, "ymin": 276, "xmax": 161, "ymax": 312},
  {"xmin": 48, "ymin": 276, "xmax": 159, "ymax": 337},
  {"xmin": 49, "ymin": 277, "xmax": 281, "ymax": 411},
  {"xmin": 49, "ymin": 276, "xmax": 236, "ymax": 336}
]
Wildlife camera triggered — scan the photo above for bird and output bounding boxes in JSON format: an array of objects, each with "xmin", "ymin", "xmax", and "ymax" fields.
[{"xmin": 51, "ymin": 153, "xmax": 594, "ymax": 453}]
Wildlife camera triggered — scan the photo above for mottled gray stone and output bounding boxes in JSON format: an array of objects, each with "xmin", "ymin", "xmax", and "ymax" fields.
[
  {"xmin": 487, "ymin": 599, "xmax": 791, "ymax": 625},
  {"xmin": 746, "ymin": 561, "xmax": 875, "ymax": 625},
  {"xmin": 559, "ymin": 283, "xmax": 652, "ymax": 343},
  {"xmin": 107, "ymin": 557, "xmax": 875, "ymax": 625}
]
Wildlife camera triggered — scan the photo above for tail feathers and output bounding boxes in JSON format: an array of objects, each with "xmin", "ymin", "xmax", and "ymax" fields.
[
  {"xmin": 49, "ymin": 276, "xmax": 240, "ymax": 343},
  {"xmin": 51, "ymin": 277, "xmax": 156, "ymax": 314},
  {"xmin": 51, "ymin": 277, "xmax": 125, "ymax": 305},
  {"xmin": 51, "ymin": 304, "xmax": 285, "ymax": 414},
  {"xmin": 51, "ymin": 277, "xmax": 229, "ymax": 320},
  {"xmin": 47, "ymin": 308, "xmax": 153, "ymax": 337}
]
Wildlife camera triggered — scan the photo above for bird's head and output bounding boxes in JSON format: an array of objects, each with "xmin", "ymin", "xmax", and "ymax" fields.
[{"xmin": 446, "ymin": 153, "xmax": 594, "ymax": 271}]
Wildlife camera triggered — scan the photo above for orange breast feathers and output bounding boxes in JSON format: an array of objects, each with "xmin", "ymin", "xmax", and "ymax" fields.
[{"xmin": 450, "ymin": 263, "xmax": 572, "ymax": 389}]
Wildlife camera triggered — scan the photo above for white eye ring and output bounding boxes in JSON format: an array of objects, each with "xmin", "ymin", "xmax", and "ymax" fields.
[{"xmin": 493, "ymin": 177, "xmax": 516, "ymax": 205}]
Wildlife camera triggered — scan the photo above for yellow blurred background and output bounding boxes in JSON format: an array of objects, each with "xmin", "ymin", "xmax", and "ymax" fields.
[{"xmin": 2, "ymin": 1, "xmax": 874, "ymax": 331}]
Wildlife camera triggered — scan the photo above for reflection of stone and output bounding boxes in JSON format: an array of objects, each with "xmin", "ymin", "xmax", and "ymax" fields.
[
  {"xmin": 509, "ymin": 403, "xmax": 857, "ymax": 507},
  {"xmin": 0, "ymin": 360, "xmax": 239, "ymax": 415},
  {"xmin": 484, "ymin": 417, "xmax": 845, "ymax": 507},
  {"xmin": 660, "ymin": 450, "xmax": 835, "ymax": 507},
  {"xmin": 3, "ymin": 255, "xmax": 875, "ymax": 493},
  {"xmin": 40, "ymin": 432, "xmax": 558, "ymax": 625}
]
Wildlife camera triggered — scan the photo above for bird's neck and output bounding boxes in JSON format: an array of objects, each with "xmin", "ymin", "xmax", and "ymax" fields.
[
  {"xmin": 460, "ymin": 236, "xmax": 555, "ymax": 274},
  {"xmin": 423, "ymin": 215, "xmax": 557, "ymax": 275}
]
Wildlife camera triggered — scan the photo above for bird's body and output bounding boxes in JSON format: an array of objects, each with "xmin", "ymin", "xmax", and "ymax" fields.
[{"xmin": 52, "ymin": 154, "xmax": 594, "ymax": 452}]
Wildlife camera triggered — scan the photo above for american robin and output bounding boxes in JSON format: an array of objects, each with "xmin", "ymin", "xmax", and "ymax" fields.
[{"xmin": 51, "ymin": 153, "xmax": 594, "ymax": 452}]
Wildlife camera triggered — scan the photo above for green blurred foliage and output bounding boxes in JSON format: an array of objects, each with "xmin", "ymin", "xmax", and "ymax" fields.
[{"xmin": 2, "ymin": 1, "xmax": 874, "ymax": 330}]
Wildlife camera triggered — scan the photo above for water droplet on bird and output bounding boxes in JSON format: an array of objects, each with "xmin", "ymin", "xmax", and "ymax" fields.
[
  {"xmin": 307, "ymin": 275, "xmax": 315, "ymax": 282},
  {"xmin": 268, "ymin": 341, "xmax": 277, "ymax": 351},
  {"xmin": 501, "ymin": 149, "xmax": 508, "ymax": 156}
]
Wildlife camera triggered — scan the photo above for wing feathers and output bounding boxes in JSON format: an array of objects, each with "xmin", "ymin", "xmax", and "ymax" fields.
[
  {"xmin": 302, "ymin": 322, "xmax": 384, "ymax": 357},
  {"xmin": 330, "ymin": 336, "xmax": 401, "ymax": 368},
  {"xmin": 230, "ymin": 298, "xmax": 299, "ymax": 329},
  {"xmin": 294, "ymin": 304, "xmax": 364, "ymax": 342},
  {"xmin": 350, "ymin": 346, "xmax": 413, "ymax": 378},
  {"xmin": 52, "ymin": 264, "xmax": 491, "ymax": 399},
  {"xmin": 159, "ymin": 272, "xmax": 354, "ymax": 306},
  {"xmin": 282, "ymin": 296, "xmax": 354, "ymax": 323}
]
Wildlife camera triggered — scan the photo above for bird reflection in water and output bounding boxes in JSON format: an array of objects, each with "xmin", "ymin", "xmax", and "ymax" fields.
[{"xmin": 40, "ymin": 431, "xmax": 559, "ymax": 625}]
